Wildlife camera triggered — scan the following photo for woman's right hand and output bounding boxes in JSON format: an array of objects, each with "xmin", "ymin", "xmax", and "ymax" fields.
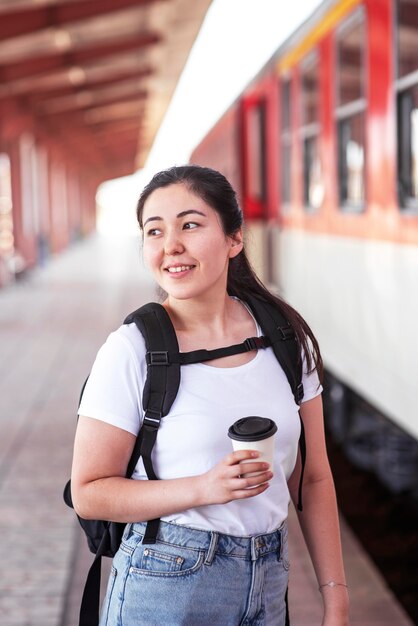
[{"xmin": 199, "ymin": 450, "xmax": 273, "ymax": 506}]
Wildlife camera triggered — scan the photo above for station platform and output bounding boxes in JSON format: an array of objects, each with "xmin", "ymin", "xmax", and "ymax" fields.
[{"xmin": 0, "ymin": 234, "xmax": 413, "ymax": 626}]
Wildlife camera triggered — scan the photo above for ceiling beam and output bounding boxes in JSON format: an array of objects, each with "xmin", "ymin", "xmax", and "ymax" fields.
[
  {"xmin": 87, "ymin": 112, "xmax": 144, "ymax": 129},
  {"xmin": 40, "ymin": 118, "xmax": 105, "ymax": 168},
  {"xmin": 27, "ymin": 67, "xmax": 153, "ymax": 104},
  {"xmin": 96, "ymin": 129, "xmax": 140, "ymax": 144},
  {"xmin": 0, "ymin": 32, "xmax": 161, "ymax": 83},
  {"xmin": 37, "ymin": 91, "xmax": 147, "ymax": 118},
  {"xmin": 82, "ymin": 101, "xmax": 145, "ymax": 125},
  {"xmin": 9, "ymin": 91, "xmax": 131, "ymax": 171},
  {"xmin": 0, "ymin": 58, "xmax": 153, "ymax": 100},
  {"xmin": 0, "ymin": 0, "xmax": 167, "ymax": 41},
  {"xmin": 92, "ymin": 120, "xmax": 142, "ymax": 137}
]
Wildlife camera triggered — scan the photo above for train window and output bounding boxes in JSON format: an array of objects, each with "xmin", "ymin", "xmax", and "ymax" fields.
[
  {"xmin": 282, "ymin": 80, "xmax": 291, "ymax": 131},
  {"xmin": 336, "ymin": 11, "xmax": 366, "ymax": 210},
  {"xmin": 396, "ymin": 0, "xmax": 418, "ymax": 209},
  {"xmin": 280, "ymin": 80, "xmax": 292, "ymax": 205},
  {"xmin": 302, "ymin": 58, "xmax": 319, "ymax": 125},
  {"xmin": 247, "ymin": 102, "xmax": 266, "ymax": 202},
  {"xmin": 300, "ymin": 54, "xmax": 323, "ymax": 210},
  {"xmin": 337, "ymin": 112, "xmax": 365, "ymax": 208},
  {"xmin": 397, "ymin": 0, "xmax": 418, "ymax": 79}
]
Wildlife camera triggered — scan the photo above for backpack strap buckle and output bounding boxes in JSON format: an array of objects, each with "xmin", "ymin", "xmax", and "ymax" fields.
[{"xmin": 146, "ymin": 351, "xmax": 169, "ymax": 366}]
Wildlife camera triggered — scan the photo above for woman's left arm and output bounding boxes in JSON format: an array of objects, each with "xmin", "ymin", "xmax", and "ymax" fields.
[{"xmin": 288, "ymin": 394, "xmax": 350, "ymax": 626}]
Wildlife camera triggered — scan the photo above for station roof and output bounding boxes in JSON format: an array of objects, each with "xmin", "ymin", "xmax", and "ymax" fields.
[{"xmin": 0, "ymin": 0, "xmax": 211, "ymax": 180}]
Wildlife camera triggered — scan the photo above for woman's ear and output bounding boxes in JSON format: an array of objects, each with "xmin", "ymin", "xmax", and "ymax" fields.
[{"xmin": 229, "ymin": 229, "xmax": 244, "ymax": 259}]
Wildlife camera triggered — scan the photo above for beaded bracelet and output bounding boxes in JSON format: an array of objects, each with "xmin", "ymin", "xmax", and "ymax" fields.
[{"xmin": 319, "ymin": 581, "xmax": 348, "ymax": 591}]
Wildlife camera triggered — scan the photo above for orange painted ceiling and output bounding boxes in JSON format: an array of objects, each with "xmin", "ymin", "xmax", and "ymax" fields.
[{"xmin": 0, "ymin": 0, "xmax": 212, "ymax": 180}]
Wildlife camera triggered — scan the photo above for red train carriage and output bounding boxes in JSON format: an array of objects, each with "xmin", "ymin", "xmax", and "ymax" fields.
[{"xmin": 192, "ymin": 0, "xmax": 418, "ymax": 487}]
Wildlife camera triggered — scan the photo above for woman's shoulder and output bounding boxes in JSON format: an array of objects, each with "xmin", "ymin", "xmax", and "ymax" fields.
[{"xmin": 101, "ymin": 322, "xmax": 147, "ymax": 363}]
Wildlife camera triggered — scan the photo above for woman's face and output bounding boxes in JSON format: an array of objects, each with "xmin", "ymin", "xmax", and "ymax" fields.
[{"xmin": 141, "ymin": 183, "xmax": 242, "ymax": 302}]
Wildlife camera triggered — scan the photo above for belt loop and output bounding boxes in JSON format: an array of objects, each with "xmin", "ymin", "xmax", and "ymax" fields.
[
  {"xmin": 123, "ymin": 522, "xmax": 133, "ymax": 541},
  {"xmin": 250, "ymin": 536, "xmax": 258, "ymax": 561},
  {"xmin": 204, "ymin": 531, "xmax": 219, "ymax": 565},
  {"xmin": 276, "ymin": 522, "xmax": 285, "ymax": 562}
]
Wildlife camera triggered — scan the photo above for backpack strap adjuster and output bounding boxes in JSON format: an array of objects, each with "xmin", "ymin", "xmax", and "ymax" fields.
[
  {"xmin": 277, "ymin": 325, "xmax": 294, "ymax": 341},
  {"xmin": 244, "ymin": 336, "xmax": 264, "ymax": 351},
  {"xmin": 296, "ymin": 383, "xmax": 304, "ymax": 405},
  {"xmin": 146, "ymin": 351, "xmax": 169, "ymax": 366},
  {"xmin": 143, "ymin": 410, "xmax": 163, "ymax": 428}
]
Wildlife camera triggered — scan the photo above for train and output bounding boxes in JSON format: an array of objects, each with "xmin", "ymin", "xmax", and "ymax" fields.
[{"xmin": 191, "ymin": 0, "xmax": 418, "ymax": 501}]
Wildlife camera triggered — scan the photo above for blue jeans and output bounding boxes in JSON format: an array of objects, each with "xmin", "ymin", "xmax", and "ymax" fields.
[{"xmin": 100, "ymin": 519, "xmax": 290, "ymax": 626}]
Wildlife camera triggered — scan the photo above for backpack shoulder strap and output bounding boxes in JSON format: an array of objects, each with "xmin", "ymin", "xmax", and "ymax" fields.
[
  {"xmin": 124, "ymin": 302, "xmax": 180, "ymax": 543},
  {"xmin": 243, "ymin": 294, "xmax": 304, "ymax": 405},
  {"xmin": 243, "ymin": 294, "xmax": 306, "ymax": 511},
  {"xmin": 124, "ymin": 302, "xmax": 181, "ymax": 419}
]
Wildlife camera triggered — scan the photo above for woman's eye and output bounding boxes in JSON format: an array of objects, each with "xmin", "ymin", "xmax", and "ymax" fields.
[
  {"xmin": 183, "ymin": 222, "xmax": 199, "ymax": 230},
  {"xmin": 146, "ymin": 228, "xmax": 162, "ymax": 237}
]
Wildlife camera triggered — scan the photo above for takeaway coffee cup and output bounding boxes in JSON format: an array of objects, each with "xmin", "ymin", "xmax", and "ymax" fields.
[{"xmin": 228, "ymin": 416, "xmax": 277, "ymax": 473}]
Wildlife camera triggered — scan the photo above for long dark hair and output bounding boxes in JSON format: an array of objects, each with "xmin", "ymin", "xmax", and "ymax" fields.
[{"xmin": 136, "ymin": 165, "xmax": 323, "ymax": 380}]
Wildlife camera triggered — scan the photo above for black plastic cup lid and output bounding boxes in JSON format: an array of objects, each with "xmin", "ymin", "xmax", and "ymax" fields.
[{"xmin": 228, "ymin": 416, "xmax": 277, "ymax": 442}]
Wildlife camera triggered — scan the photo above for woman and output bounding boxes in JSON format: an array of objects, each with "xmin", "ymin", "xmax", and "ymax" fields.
[{"xmin": 71, "ymin": 165, "xmax": 349, "ymax": 625}]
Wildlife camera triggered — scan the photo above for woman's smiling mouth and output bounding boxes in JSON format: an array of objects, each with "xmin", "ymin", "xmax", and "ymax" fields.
[{"xmin": 165, "ymin": 264, "xmax": 196, "ymax": 274}]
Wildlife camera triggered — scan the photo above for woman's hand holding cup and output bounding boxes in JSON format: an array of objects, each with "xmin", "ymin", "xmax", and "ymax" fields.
[{"xmin": 200, "ymin": 449, "xmax": 273, "ymax": 506}]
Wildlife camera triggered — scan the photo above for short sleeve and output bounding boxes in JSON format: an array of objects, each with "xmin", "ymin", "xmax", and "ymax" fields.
[
  {"xmin": 301, "ymin": 348, "xmax": 323, "ymax": 403},
  {"xmin": 78, "ymin": 327, "xmax": 145, "ymax": 435}
]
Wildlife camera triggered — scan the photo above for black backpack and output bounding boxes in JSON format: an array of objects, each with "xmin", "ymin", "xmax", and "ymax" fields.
[{"xmin": 63, "ymin": 294, "xmax": 306, "ymax": 626}]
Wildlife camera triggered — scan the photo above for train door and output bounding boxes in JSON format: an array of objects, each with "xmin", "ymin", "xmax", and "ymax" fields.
[{"xmin": 241, "ymin": 94, "xmax": 270, "ymax": 282}]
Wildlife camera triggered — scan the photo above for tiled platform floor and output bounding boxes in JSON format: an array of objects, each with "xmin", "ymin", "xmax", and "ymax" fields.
[{"xmin": 0, "ymin": 234, "xmax": 412, "ymax": 625}]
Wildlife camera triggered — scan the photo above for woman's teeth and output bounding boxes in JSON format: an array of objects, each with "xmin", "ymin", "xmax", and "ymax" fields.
[{"xmin": 167, "ymin": 265, "xmax": 194, "ymax": 273}]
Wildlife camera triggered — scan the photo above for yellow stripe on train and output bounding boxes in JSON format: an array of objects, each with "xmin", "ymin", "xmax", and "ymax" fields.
[{"xmin": 277, "ymin": 0, "xmax": 363, "ymax": 73}]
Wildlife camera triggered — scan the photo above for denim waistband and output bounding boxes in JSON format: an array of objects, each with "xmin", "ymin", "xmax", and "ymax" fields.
[{"xmin": 126, "ymin": 520, "xmax": 287, "ymax": 562}]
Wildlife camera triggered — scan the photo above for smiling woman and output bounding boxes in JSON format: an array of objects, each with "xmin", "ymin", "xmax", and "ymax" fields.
[
  {"xmin": 70, "ymin": 165, "xmax": 348, "ymax": 626},
  {"xmin": 140, "ymin": 184, "xmax": 242, "ymax": 304}
]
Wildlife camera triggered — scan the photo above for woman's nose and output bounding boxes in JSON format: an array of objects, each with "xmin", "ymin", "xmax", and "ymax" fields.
[{"xmin": 164, "ymin": 231, "xmax": 185, "ymax": 255}]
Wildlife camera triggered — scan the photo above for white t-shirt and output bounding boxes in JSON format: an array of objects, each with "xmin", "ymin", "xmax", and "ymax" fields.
[{"xmin": 79, "ymin": 308, "xmax": 322, "ymax": 536}]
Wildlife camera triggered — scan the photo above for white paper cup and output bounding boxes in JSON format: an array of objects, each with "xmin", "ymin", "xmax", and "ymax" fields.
[{"xmin": 228, "ymin": 416, "xmax": 277, "ymax": 475}]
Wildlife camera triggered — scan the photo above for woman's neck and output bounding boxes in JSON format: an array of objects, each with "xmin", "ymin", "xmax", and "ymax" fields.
[{"xmin": 163, "ymin": 293, "xmax": 245, "ymax": 337}]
